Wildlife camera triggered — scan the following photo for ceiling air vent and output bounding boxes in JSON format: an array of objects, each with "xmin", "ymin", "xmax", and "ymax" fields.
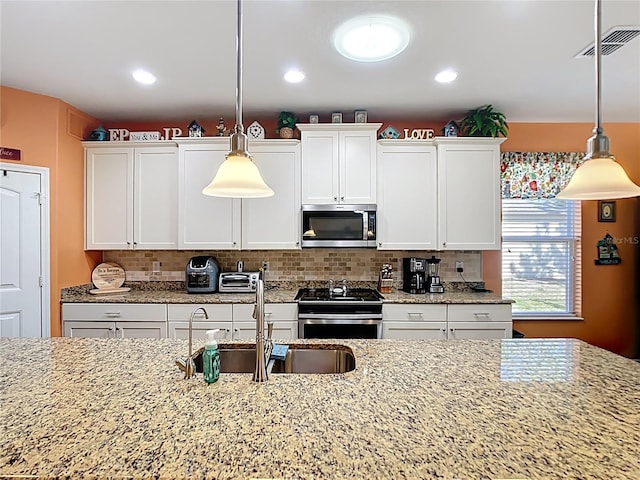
[{"xmin": 574, "ymin": 26, "xmax": 640, "ymax": 58}]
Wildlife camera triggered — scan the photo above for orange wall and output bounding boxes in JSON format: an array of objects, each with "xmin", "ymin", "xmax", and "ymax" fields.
[
  {"xmin": 485, "ymin": 123, "xmax": 640, "ymax": 358},
  {"xmin": 0, "ymin": 86, "xmax": 102, "ymax": 336}
]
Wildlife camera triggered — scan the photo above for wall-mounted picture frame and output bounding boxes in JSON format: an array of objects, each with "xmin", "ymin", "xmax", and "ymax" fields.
[
  {"xmin": 598, "ymin": 200, "xmax": 616, "ymax": 222},
  {"xmin": 331, "ymin": 112, "xmax": 343, "ymax": 124},
  {"xmin": 309, "ymin": 114, "xmax": 319, "ymax": 124},
  {"xmin": 354, "ymin": 110, "xmax": 367, "ymax": 123}
]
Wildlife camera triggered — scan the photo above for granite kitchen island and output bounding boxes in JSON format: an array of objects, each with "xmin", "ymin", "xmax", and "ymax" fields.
[{"xmin": 1, "ymin": 337, "xmax": 638, "ymax": 479}]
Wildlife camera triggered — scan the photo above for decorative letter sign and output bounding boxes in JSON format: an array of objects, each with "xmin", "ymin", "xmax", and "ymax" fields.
[{"xmin": 403, "ymin": 128, "xmax": 435, "ymax": 140}]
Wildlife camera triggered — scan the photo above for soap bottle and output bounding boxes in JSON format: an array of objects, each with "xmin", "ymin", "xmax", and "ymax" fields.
[{"xmin": 202, "ymin": 329, "xmax": 221, "ymax": 384}]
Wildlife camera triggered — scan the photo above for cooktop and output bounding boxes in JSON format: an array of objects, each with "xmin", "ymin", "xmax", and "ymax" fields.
[{"xmin": 295, "ymin": 288, "xmax": 384, "ymax": 303}]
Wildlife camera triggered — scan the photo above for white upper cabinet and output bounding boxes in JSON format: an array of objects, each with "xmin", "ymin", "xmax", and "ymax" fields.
[
  {"xmin": 435, "ymin": 137, "xmax": 505, "ymax": 250},
  {"xmin": 241, "ymin": 140, "xmax": 301, "ymax": 249},
  {"xmin": 85, "ymin": 143, "xmax": 178, "ymax": 250},
  {"xmin": 299, "ymin": 124, "xmax": 381, "ymax": 205},
  {"xmin": 177, "ymin": 139, "xmax": 241, "ymax": 250},
  {"xmin": 377, "ymin": 140, "xmax": 438, "ymax": 250}
]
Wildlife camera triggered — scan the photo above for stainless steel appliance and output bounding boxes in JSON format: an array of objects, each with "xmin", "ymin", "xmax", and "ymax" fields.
[
  {"xmin": 186, "ymin": 256, "xmax": 220, "ymax": 293},
  {"xmin": 218, "ymin": 271, "xmax": 260, "ymax": 293},
  {"xmin": 402, "ymin": 257, "xmax": 428, "ymax": 294},
  {"xmin": 296, "ymin": 287, "xmax": 384, "ymax": 338},
  {"xmin": 426, "ymin": 256, "xmax": 444, "ymax": 293},
  {"xmin": 301, "ymin": 204, "xmax": 377, "ymax": 248}
]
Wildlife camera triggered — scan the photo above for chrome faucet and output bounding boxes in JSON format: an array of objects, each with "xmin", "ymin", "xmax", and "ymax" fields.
[
  {"xmin": 175, "ymin": 307, "xmax": 208, "ymax": 379},
  {"xmin": 252, "ymin": 279, "xmax": 273, "ymax": 382}
]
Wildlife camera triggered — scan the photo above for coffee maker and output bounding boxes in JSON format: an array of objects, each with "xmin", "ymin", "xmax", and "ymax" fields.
[
  {"xmin": 402, "ymin": 257, "xmax": 427, "ymax": 294},
  {"xmin": 426, "ymin": 256, "xmax": 444, "ymax": 293}
]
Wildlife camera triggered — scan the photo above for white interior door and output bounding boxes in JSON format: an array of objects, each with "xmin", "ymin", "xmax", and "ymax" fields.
[{"xmin": 0, "ymin": 167, "xmax": 46, "ymax": 337}]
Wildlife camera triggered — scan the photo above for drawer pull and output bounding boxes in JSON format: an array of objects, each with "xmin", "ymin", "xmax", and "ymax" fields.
[
  {"xmin": 407, "ymin": 312, "xmax": 424, "ymax": 318},
  {"xmin": 265, "ymin": 312, "xmax": 273, "ymax": 318},
  {"xmin": 473, "ymin": 313, "xmax": 491, "ymax": 319},
  {"xmin": 105, "ymin": 312, "xmax": 121, "ymax": 318}
]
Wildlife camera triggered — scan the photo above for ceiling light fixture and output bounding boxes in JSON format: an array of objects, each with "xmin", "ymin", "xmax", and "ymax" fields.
[
  {"xmin": 333, "ymin": 15, "xmax": 410, "ymax": 62},
  {"xmin": 284, "ymin": 69, "xmax": 305, "ymax": 83},
  {"xmin": 435, "ymin": 69, "xmax": 458, "ymax": 84},
  {"xmin": 202, "ymin": 0, "xmax": 273, "ymax": 198},
  {"xmin": 556, "ymin": 0, "xmax": 640, "ymax": 200},
  {"xmin": 132, "ymin": 69, "xmax": 156, "ymax": 85}
]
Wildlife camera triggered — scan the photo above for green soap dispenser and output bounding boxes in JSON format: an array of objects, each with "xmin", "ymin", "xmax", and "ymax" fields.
[{"xmin": 203, "ymin": 329, "xmax": 221, "ymax": 384}]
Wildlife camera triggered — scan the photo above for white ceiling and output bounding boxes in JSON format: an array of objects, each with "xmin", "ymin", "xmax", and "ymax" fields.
[{"xmin": 1, "ymin": 0, "xmax": 639, "ymax": 124}]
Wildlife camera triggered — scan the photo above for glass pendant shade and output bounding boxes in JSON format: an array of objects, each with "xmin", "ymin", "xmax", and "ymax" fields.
[
  {"xmin": 556, "ymin": 130, "xmax": 640, "ymax": 199},
  {"xmin": 202, "ymin": 132, "xmax": 274, "ymax": 198},
  {"xmin": 556, "ymin": 157, "xmax": 640, "ymax": 200}
]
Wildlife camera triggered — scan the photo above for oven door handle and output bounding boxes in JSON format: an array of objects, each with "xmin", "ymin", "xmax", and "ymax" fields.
[{"xmin": 298, "ymin": 313, "xmax": 382, "ymax": 323}]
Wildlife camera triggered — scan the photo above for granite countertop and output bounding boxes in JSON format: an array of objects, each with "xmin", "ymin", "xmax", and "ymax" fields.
[
  {"xmin": 0, "ymin": 337, "xmax": 638, "ymax": 479},
  {"xmin": 61, "ymin": 282, "xmax": 512, "ymax": 305}
]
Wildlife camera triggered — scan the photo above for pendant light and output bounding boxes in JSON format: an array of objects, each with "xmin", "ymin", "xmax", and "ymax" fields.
[
  {"xmin": 556, "ymin": 0, "xmax": 640, "ymax": 200},
  {"xmin": 202, "ymin": 0, "xmax": 274, "ymax": 198}
]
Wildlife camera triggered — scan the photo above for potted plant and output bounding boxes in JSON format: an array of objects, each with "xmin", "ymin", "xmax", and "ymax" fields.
[
  {"xmin": 276, "ymin": 111, "xmax": 297, "ymax": 139},
  {"xmin": 459, "ymin": 105, "xmax": 508, "ymax": 137}
]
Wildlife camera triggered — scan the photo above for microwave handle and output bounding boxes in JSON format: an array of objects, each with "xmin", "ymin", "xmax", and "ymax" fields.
[{"xmin": 363, "ymin": 211, "xmax": 370, "ymax": 240}]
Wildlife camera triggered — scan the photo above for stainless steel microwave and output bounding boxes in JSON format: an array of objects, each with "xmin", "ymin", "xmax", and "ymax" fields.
[{"xmin": 301, "ymin": 204, "xmax": 377, "ymax": 248}]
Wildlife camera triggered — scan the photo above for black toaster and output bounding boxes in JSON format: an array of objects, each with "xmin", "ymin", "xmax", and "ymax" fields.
[{"xmin": 185, "ymin": 256, "xmax": 220, "ymax": 293}]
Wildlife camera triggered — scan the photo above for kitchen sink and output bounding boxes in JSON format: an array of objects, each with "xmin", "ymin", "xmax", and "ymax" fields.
[{"xmin": 192, "ymin": 343, "xmax": 356, "ymax": 374}]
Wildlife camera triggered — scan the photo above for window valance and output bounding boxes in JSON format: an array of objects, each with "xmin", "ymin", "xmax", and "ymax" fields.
[{"xmin": 501, "ymin": 152, "xmax": 583, "ymax": 199}]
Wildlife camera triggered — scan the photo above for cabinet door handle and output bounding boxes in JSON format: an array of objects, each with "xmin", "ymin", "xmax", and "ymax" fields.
[
  {"xmin": 474, "ymin": 313, "xmax": 491, "ymax": 320},
  {"xmin": 407, "ymin": 312, "xmax": 424, "ymax": 319},
  {"xmin": 107, "ymin": 327, "xmax": 115, "ymax": 338},
  {"xmin": 340, "ymin": 196, "xmax": 344, "ymax": 201},
  {"xmin": 265, "ymin": 312, "xmax": 273, "ymax": 318},
  {"xmin": 378, "ymin": 242, "xmax": 382, "ymax": 247},
  {"xmin": 115, "ymin": 326, "xmax": 123, "ymax": 338},
  {"xmin": 333, "ymin": 196, "xmax": 337, "ymax": 202},
  {"xmin": 442, "ymin": 241, "xmax": 447, "ymax": 247},
  {"xmin": 105, "ymin": 312, "xmax": 121, "ymax": 318},
  {"xmin": 449, "ymin": 328, "xmax": 455, "ymax": 338}
]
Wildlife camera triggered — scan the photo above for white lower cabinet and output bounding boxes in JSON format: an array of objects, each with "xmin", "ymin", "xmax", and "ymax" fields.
[
  {"xmin": 382, "ymin": 304, "xmax": 447, "ymax": 340},
  {"xmin": 167, "ymin": 304, "xmax": 233, "ymax": 341},
  {"xmin": 382, "ymin": 321, "xmax": 447, "ymax": 340},
  {"xmin": 62, "ymin": 304, "xmax": 168, "ymax": 338},
  {"xmin": 446, "ymin": 304, "xmax": 512, "ymax": 339},
  {"xmin": 382, "ymin": 303, "xmax": 512, "ymax": 340},
  {"xmin": 232, "ymin": 303, "xmax": 298, "ymax": 340}
]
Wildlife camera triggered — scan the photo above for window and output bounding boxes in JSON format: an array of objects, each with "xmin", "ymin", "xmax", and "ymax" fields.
[{"xmin": 502, "ymin": 198, "xmax": 581, "ymax": 316}]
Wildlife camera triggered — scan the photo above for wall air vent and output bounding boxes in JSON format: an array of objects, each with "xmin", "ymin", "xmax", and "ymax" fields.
[{"xmin": 574, "ymin": 26, "xmax": 640, "ymax": 57}]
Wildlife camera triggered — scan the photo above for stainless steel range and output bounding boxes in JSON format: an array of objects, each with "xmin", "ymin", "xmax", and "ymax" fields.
[{"xmin": 295, "ymin": 286, "xmax": 384, "ymax": 339}]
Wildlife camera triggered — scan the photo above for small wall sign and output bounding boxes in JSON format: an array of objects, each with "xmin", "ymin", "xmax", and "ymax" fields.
[{"xmin": 1, "ymin": 147, "xmax": 21, "ymax": 161}]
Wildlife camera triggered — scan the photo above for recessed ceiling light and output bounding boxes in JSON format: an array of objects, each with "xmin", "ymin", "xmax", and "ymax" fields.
[
  {"xmin": 284, "ymin": 69, "xmax": 305, "ymax": 83},
  {"xmin": 132, "ymin": 69, "xmax": 157, "ymax": 85},
  {"xmin": 333, "ymin": 15, "xmax": 410, "ymax": 62},
  {"xmin": 435, "ymin": 69, "xmax": 458, "ymax": 83}
]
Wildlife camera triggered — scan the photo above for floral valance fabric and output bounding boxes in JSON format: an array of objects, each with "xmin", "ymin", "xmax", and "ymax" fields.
[{"xmin": 501, "ymin": 152, "xmax": 584, "ymax": 199}]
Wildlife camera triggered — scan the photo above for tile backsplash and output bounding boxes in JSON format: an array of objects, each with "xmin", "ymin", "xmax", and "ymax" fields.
[{"xmin": 104, "ymin": 249, "xmax": 482, "ymax": 284}]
